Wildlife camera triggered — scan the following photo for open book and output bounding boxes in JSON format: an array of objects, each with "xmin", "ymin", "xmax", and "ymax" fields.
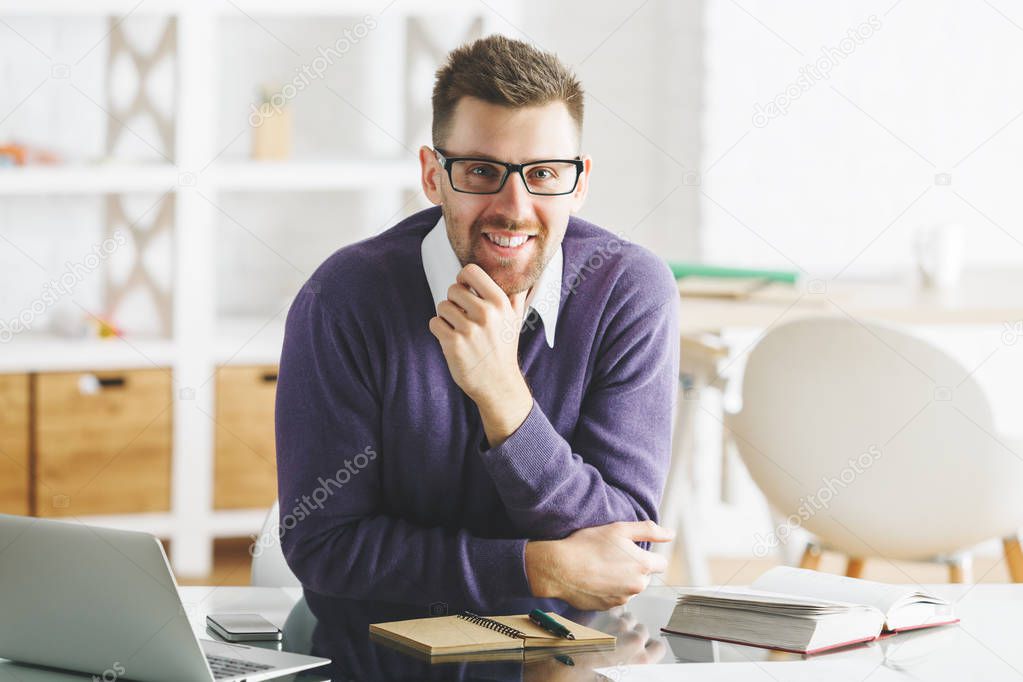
[
  {"xmin": 663, "ymin": 567, "xmax": 958, "ymax": 655},
  {"xmin": 369, "ymin": 611, "xmax": 615, "ymax": 656}
]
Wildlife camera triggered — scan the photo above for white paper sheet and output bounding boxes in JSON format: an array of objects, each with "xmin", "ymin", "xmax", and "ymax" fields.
[{"xmin": 594, "ymin": 661, "xmax": 913, "ymax": 681}]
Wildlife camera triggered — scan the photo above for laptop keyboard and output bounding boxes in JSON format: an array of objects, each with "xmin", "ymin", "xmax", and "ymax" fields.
[{"xmin": 206, "ymin": 653, "xmax": 275, "ymax": 679}]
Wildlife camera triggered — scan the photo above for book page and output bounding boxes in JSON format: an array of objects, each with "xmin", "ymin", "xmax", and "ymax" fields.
[
  {"xmin": 752, "ymin": 567, "xmax": 923, "ymax": 616},
  {"xmin": 677, "ymin": 586, "xmax": 864, "ymax": 611}
]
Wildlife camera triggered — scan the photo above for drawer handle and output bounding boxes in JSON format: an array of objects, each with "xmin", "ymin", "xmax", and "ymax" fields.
[
  {"xmin": 261, "ymin": 372, "xmax": 278, "ymax": 383},
  {"xmin": 79, "ymin": 374, "xmax": 127, "ymax": 394}
]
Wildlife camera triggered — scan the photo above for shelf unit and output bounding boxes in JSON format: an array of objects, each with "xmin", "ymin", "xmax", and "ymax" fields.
[
  {"xmin": 0, "ymin": 0, "xmax": 518, "ymax": 576},
  {"xmin": 0, "ymin": 160, "xmax": 420, "ymax": 195}
]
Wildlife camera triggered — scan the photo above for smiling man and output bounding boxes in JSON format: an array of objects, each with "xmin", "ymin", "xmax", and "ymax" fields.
[{"xmin": 276, "ymin": 35, "xmax": 681, "ymax": 614}]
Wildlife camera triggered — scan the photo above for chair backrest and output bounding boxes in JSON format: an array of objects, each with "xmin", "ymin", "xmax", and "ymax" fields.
[
  {"xmin": 250, "ymin": 500, "xmax": 302, "ymax": 588},
  {"xmin": 731, "ymin": 316, "xmax": 1023, "ymax": 560}
]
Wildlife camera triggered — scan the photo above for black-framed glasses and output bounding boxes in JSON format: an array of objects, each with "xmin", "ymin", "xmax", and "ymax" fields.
[{"xmin": 434, "ymin": 148, "xmax": 583, "ymax": 196}]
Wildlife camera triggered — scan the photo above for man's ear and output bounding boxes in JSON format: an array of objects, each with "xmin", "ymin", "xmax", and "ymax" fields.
[
  {"xmin": 420, "ymin": 145, "xmax": 443, "ymax": 205},
  {"xmin": 569, "ymin": 155, "xmax": 592, "ymax": 214}
]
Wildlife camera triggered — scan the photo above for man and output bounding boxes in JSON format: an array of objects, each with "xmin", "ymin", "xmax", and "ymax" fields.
[{"xmin": 276, "ymin": 35, "xmax": 680, "ymax": 614}]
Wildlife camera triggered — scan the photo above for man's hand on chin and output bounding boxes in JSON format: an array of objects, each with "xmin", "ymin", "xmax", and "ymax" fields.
[{"xmin": 428, "ymin": 263, "xmax": 533, "ymax": 447}]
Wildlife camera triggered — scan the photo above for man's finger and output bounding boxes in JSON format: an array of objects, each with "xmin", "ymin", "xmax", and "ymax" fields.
[
  {"xmin": 643, "ymin": 551, "xmax": 668, "ymax": 575},
  {"xmin": 510, "ymin": 290, "xmax": 527, "ymax": 321},
  {"xmin": 457, "ymin": 264, "xmax": 505, "ymax": 305},
  {"xmin": 447, "ymin": 284, "xmax": 486, "ymax": 321},
  {"xmin": 620, "ymin": 520, "xmax": 675, "ymax": 543},
  {"xmin": 436, "ymin": 300, "xmax": 470, "ymax": 332}
]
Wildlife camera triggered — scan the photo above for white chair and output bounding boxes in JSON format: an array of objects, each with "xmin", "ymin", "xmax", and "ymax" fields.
[
  {"xmin": 250, "ymin": 500, "xmax": 302, "ymax": 588},
  {"xmin": 728, "ymin": 316, "xmax": 1023, "ymax": 582}
]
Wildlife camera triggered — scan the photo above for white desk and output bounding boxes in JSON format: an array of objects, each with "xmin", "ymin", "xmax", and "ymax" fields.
[
  {"xmin": 2, "ymin": 584, "xmax": 1022, "ymax": 680},
  {"xmin": 599, "ymin": 584, "xmax": 1023, "ymax": 681},
  {"xmin": 678, "ymin": 267, "xmax": 1023, "ymax": 335}
]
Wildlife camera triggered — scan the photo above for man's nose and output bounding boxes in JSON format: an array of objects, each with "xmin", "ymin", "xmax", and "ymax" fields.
[{"xmin": 491, "ymin": 169, "xmax": 535, "ymax": 219}]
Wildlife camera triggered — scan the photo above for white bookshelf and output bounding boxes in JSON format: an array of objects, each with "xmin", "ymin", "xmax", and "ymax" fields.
[
  {"xmin": 0, "ymin": 0, "xmax": 519, "ymax": 577},
  {"xmin": 0, "ymin": 165, "xmax": 179, "ymax": 195},
  {"xmin": 0, "ymin": 160, "xmax": 421, "ymax": 195},
  {"xmin": 207, "ymin": 159, "xmax": 421, "ymax": 192}
]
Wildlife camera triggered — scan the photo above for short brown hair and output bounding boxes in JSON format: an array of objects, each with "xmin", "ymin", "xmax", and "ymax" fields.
[{"xmin": 431, "ymin": 34, "xmax": 584, "ymax": 147}]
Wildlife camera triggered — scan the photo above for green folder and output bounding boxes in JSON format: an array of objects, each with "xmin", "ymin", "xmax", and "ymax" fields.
[{"xmin": 667, "ymin": 261, "xmax": 799, "ymax": 284}]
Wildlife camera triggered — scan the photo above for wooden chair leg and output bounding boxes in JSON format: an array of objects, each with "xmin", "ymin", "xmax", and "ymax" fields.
[
  {"xmin": 845, "ymin": 557, "xmax": 866, "ymax": 578},
  {"xmin": 947, "ymin": 554, "xmax": 973, "ymax": 583},
  {"xmin": 799, "ymin": 542, "xmax": 823, "ymax": 571},
  {"xmin": 1004, "ymin": 535, "xmax": 1023, "ymax": 583}
]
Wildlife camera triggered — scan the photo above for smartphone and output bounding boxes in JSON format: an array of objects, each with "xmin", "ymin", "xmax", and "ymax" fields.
[{"xmin": 206, "ymin": 613, "xmax": 283, "ymax": 642}]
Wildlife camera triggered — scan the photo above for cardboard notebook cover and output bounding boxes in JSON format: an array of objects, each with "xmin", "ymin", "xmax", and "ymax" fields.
[{"xmin": 369, "ymin": 611, "xmax": 616, "ymax": 656}]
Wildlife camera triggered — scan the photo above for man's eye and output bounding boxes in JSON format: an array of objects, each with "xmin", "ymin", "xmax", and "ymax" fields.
[
  {"xmin": 530, "ymin": 167, "xmax": 556, "ymax": 180},
  {"xmin": 469, "ymin": 165, "xmax": 499, "ymax": 177}
]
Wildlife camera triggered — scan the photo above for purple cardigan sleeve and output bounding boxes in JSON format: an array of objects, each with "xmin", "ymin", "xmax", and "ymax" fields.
[
  {"xmin": 477, "ymin": 264, "xmax": 680, "ymax": 543},
  {"xmin": 275, "ymin": 289, "xmax": 531, "ymax": 608}
]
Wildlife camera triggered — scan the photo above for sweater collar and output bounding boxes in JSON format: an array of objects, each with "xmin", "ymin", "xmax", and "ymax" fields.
[{"xmin": 421, "ymin": 212, "xmax": 562, "ymax": 349}]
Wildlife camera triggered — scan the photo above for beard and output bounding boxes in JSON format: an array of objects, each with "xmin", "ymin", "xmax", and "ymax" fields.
[{"xmin": 443, "ymin": 208, "xmax": 550, "ymax": 295}]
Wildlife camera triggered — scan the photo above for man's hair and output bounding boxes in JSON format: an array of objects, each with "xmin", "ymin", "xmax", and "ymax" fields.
[{"xmin": 431, "ymin": 34, "xmax": 584, "ymax": 148}]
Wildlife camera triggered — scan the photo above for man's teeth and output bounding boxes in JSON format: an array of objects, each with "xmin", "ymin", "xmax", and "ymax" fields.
[{"xmin": 485, "ymin": 233, "xmax": 530, "ymax": 248}]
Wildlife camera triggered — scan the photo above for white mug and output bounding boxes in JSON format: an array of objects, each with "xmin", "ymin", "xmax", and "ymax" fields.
[{"xmin": 914, "ymin": 224, "xmax": 964, "ymax": 291}]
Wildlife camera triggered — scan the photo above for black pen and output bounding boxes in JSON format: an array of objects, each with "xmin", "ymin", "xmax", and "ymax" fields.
[{"xmin": 529, "ymin": 608, "xmax": 575, "ymax": 640}]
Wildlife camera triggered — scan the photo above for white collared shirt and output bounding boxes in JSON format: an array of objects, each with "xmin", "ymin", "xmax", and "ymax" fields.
[{"xmin": 421, "ymin": 213, "xmax": 563, "ymax": 348}]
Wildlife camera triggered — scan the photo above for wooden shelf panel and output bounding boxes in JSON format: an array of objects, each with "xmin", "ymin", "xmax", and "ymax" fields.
[
  {"xmin": 0, "ymin": 374, "xmax": 30, "ymax": 515},
  {"xmin": 213, "ymin": 364, "xmax": 279, "ymax": 510},
  {"xmin": 35, "ymin": 369, "xmax": 173, "ymax": 517}
]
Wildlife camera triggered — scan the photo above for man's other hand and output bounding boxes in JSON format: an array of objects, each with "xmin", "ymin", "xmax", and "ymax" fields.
[{"xmin": 524, "ymin": 520, "xmax": 675, "ymax": 611}]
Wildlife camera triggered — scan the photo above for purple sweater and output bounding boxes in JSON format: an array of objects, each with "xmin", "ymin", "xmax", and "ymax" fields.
[{"xmin": 275, "ymin": 205, "xmax": 680, "ymax": 612}]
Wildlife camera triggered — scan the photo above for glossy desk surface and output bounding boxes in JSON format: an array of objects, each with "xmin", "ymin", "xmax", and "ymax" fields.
[{"xmin": 1, "ymin": 583, "xmax": 1022, "ymax": 681}]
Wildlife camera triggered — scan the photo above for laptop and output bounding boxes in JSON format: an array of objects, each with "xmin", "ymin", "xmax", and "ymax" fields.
[{"xmin": 0, "ymin": 513, "xmax": 330, "ymax": 681}]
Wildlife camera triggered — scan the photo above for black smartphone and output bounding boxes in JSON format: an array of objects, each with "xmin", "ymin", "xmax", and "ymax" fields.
[{"xmin": 206, "ymin": 613, "xmax": 283, "ymax": 642}]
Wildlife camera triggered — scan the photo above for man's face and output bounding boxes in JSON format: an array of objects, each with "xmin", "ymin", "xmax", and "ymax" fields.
[{"xmin": 420, "ymin": 96, "xmax": 591, "ymax": 295}]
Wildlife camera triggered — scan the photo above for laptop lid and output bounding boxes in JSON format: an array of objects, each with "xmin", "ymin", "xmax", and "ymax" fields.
[{"xmin": 0, "ymin": 514, "xmax": 214, "ymax": 682}]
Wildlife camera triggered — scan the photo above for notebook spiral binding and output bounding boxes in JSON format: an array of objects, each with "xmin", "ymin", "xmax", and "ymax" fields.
[{"xmin": 458, "ymin": 611, "xmax": 526, "ymax": 640}]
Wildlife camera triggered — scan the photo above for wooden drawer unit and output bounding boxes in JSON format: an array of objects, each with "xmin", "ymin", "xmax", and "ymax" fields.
[
  {"xmin": 0, "ymin": 373, "xmax": 30, "ymax": 515},
  {"xmin": 213, "ymin": 365, "xmax": 279, "ymax": 510},
  {"xmin": 34, "ymin": 369, "xmax": 172, "ymax": 517}
]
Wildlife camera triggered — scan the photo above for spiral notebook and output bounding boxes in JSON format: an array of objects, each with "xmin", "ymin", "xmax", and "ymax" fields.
[{"xmin": 369, "ymin": 611, "xmax": 616, "ymax": 656}]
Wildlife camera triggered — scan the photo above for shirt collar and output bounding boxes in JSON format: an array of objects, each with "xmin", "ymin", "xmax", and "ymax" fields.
[{"xmin": 421, "ymin": 213, "xmax": 563, "ymax": 348}]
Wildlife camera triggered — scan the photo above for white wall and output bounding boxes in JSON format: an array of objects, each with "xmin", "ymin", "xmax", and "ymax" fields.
[
  {"xmin": 517, "ymin": 0, "xmax": 703, "ymax": 261},
  {"xmin": 702, "ymin": 0, "xmax": 1023, "ymax": 275}
]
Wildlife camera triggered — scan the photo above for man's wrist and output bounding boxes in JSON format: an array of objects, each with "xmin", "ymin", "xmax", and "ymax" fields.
[
  {"xmin": 524, "ymin": 540, "xmax": 560, "ymax": 600},
  {"xmin": 474, "ymin": 371, "xmax": 531, "ymax": 415},
  {"xmin": 476, "ymin": 375, "xmax": 533, "ymax": 448}
]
